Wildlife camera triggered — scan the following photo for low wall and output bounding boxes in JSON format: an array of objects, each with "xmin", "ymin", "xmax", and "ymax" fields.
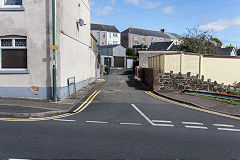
[
  {"xmin": 159, "ymin": 72, "xmax": 240, "ymax": 94},
  {"xmin": 136, "ymin": 67, "xmax": 240, "ymax": 94}
]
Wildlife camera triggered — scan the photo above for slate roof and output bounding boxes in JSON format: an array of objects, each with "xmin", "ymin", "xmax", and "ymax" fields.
[
  {"xmin": 170, "ymin": 45, "xmax": 181, "ymax": 51},
  {"xmin": 121, "ymin": 27, "xmax": 181, "ymax": 39},
  {"xmin": 217, "ymin": 48, "xmax": 234, "ymax": 56},
  {"xmin": 148, "ymin": 42, "xmax": 173, "ymax": 50},
  {"xmin": 91, "ymin": 23, "xmax": 120, "ymax": 33}
]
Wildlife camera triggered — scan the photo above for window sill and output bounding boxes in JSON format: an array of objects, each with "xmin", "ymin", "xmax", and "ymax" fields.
[
  {"xmin": 0, "ymin": 69, "xmax": 29, "ymax": 74},
  {"xmin": 0, "ymin": 7, "xmax": 25, "ymax": 11}
]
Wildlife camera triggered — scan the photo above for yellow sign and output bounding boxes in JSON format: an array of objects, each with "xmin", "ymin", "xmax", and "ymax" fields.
[{"xmin": 50, "ymin": 45, "xmax": 59, "ymax": 50}]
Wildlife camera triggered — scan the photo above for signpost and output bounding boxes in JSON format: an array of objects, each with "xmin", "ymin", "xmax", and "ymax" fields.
[{"xmin": 52, "ymin": 0, "xmax": 57, "ymax": 102}]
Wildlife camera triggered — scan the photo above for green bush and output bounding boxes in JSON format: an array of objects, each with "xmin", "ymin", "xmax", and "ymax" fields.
[{"xmin": 228, "ymin": 90, "xmax": 239, "ymax": 95}]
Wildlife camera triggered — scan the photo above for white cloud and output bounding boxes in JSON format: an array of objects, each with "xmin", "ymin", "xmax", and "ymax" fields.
[
  {"xmin": 142, "ymin": 1, "xmax": 161, "ymax": 9},
  {"xmin": 110, "ymin": 0, "xmax": 116, "ymax": 5},
  {"xmin": 124, "ymin": 0, "xmax": 139, "ymax": 5},
  {"xmin": 94, "ymin": 5, "xmax": 114, "ymax": 16},
  {"xmin": 162, "ymin": 6, "xmax": 174, "ymax": 14},
  {"xmin": 124, "ymin": 0, "xmax": 161, "ymax": 9},
  {"xmin": 199, "ymin": 17, "xmax": 240, "ymax": 32}
]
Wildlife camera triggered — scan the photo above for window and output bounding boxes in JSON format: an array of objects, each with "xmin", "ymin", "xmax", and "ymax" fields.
[
  {"xmin": 103, "ymin": 32, "xmax": 105, "ymax": 38},
  {"xmin": 3, "ymin": 0, "xmax": 22, "ymax": 8},
  {"xmin": 113, "ymin": 41, "xmax": 118, "ymax": 45},
  {"xmin": 151, "ymin": 37, "xmax": 155, "ymax": 42},
  {"xmin": 142, "ymin": 37, "xmax": 145, "ymax": 41},
  {"xmin": 113, "ymin": 33, "xmax": 118, "ymax": 37},
  {"xmin": 97, "ymin": 32, "xmax": 100, "ymax": 37},
  {"xmin": 0, "ymin": 37, "xmax": 27, "ymax": 70},
  {"xmin": 109, "ymin": 33, "xmax": 112, "ymax": 38},
  {"xmin": 134, "ymin": 37, "xmax": 138, "ymax": 41},
  {"xmin": 159, "ymin": 38, "xmax": 163, "ymax": 42}
]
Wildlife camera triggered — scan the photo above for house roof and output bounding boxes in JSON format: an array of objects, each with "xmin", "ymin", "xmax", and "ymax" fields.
[
  {"xmin": 148, "ymin": 42, "xmax": 173, "ymax": 50},
  {"xmin": 217, "ymin": 48, "xmax": 235, "ymax": 56},
  {"xmin": 121, "ymin": 27, "xmax": 181, "ymax": 40},
  {"xmin": 91, "ymin": 23, "xmax": 120, "ymax": 33},
  {"xmin": 147, "ymin": 42, "xmax": 182, "ymax": 51},
  {"xmin": 170, "ymin": 45, "xmax": 181, "ymax": 51}
]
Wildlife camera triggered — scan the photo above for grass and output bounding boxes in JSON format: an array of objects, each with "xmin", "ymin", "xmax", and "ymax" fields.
[{"xmin": 186, "ymin": 93, "xmax": 240, "ymax": 105}]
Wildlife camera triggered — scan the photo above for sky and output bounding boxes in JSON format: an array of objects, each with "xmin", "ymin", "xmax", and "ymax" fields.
[{"xmin": 90, "ymin": 0, "xmax": 240, "ymax": 47}]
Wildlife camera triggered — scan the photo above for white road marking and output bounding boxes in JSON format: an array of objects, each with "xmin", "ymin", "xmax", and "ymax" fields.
[
  {"xmin": 217, "ymin": 128, "xmax": 240, "ymax": 132},
  {"xmin": 182, "ymin": 122, "xmax": 204, "ymax": 125},
  {"xmin": 185, "ymin": 125, "xmax": 208, "ymax": 129},
  {"xmin": 154, "ymin": 124, "xmax": 174, "ymax": 127},
  {"xmin": 131, "ymin": 104, "xmax": 155, "ymax": 125},
  {"xmin": 86, "ymin": 121, "xmax": 108, "ymax": 124},
  {"xmin": 53, "ymin": 119, "xmax": 76, "ymax": 122},
  {"xmin": 152, "ymin": 120, "xmax": 172, "ymax": 123},
  {"xmin": 120, "ymin": 123, "xmax": 142, "ymax": 126},
  {"xmin": 213, "ymin": 124, "xmax": 234, "ymax": 128}
]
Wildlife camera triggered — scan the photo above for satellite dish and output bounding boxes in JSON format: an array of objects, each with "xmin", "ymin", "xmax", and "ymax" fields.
[{"xmin": 78, "ymin": 19, "xmax": 86, "ymax": 26}]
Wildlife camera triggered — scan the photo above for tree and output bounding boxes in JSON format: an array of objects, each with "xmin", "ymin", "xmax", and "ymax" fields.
[
  {"xmin": 126, "ymin": 48, "xmax": 134, "ymax": 57},
  {"xmin": 179, "ymin": 28, "xmax": 218, "ymax": 55},
  {"xmin": 210, "ymin": 37, "xmax": 222, "ymax": 47},
  {"xmin": 237, "ymin": 49, "xmax": 240, "ymax": 56},
  {"xmin": 225, "ymin": 45, "xmax": 237, "ymax": 50}
]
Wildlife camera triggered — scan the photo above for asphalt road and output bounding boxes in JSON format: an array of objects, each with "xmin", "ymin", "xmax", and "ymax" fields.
[{"xmin": 0, "ymin": 68, "xmax": 240, "ymax": 159}]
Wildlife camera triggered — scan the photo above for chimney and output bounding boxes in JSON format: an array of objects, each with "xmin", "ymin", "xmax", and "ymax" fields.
[{"xmin": 161, "ymin": 29, "xmax": 165, "ymax": 33}]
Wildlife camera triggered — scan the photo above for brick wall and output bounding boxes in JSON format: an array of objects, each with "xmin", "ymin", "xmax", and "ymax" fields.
[{"xmin": 135, "ymin": 67, "xmax": 159, "ymax": 90}]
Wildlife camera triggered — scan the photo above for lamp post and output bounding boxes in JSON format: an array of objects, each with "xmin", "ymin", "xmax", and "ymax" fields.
[{"xmin": 52, "ymin": 0, "xmax": 57, "ymax": 102}]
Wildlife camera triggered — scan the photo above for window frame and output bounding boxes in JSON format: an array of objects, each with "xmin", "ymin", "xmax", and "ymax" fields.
[
  {"xmin": 0, "ymin": 37, "xmax": 28, "ymax": 72},
  {"xmin": 2, "ymin": 0, "xmax": 23, "ymax": 8}
]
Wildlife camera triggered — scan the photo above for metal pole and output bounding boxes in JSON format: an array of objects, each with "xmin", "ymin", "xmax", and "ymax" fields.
[{"xmin": 52, "ymin": 0, "xmax": 57, "ymax": 102}]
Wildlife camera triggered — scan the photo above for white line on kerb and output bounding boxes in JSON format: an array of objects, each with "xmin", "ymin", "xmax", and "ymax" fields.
[
  {"xmin": 182, "ymin": 122, "xmax": 204, "ymax": 125},
  {"xmin": 185, "ymin": 125, "xmax": 208, "ymax": 129},
  {"xmin": 152, "ymin": 120, "xmax": 172, "ymax": 123},
  {"xmin": 120, "ymin": 123, "xmax": 142, "ymax": 126},
  {"xmin": 53, "ymin": 119, "xmax": 76, "ymax": 122},
  {"xmin": 213, "ymin": 124, "xmax": 234, "ymax": 128},
  {"xmin": 131, "ymin": 104, "xmax": 155, "ymax": 125},
  {"xmin": 217, "ymin": 128, "xmax": 240, "ymax": 132},
  {"xmin": 86, "ymin": 121, "xmax": 108, "ymax": 124}
]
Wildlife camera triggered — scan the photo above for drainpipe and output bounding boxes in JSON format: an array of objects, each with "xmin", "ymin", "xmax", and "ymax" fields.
[{"xmin": 52, "ymin": 0, "xmax": 57, "ymax": 102}]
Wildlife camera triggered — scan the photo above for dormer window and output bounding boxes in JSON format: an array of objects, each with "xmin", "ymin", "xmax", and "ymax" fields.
[{"xmin": 3, "ymin": 0, "xmax": 22, "ymax": 8}]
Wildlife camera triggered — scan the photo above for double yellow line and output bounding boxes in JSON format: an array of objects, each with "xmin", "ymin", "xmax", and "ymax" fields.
[
  {"xmin": 146, "ymin": 91, "xmax": 240, "ymax": 121},
  {"xmin": 73, "ymin": 90, "xmax": 100, "ymax": 113},
  {"xmin": 0, "ymin": 90, "xmax": 101, "ymax": 122}
]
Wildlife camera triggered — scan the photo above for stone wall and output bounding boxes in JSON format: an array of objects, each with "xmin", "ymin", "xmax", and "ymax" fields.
[
  {"xmin": 159, "ymin": 72, "xmax": 240, "ymax": 94},
  {"xmin": 136, "ymin": 67, "xmax": 240, "ymax": 94}
]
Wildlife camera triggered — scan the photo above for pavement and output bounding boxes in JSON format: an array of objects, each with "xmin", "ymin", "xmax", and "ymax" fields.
[
  {"xmin": 154, "ymin": 91, "xmax": 240, "ymax": 117},
  {"xmin": 0, "ymin": 78, "xmax": 104, "ymax": 118},
  {"xmin": 0, "ymin": 68, "xmax": 240, "ymax": 159}
]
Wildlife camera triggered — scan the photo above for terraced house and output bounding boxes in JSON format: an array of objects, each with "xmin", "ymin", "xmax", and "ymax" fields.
[
  {"xmin": 121, "ymin": 27, "xmax": 181, "ymax": 49},
  {"xmin": 91, "ymin": 23, "xmax": 121, "ymax": 46},
  {"xmin": 0, "ymin": 0, "xmax": 96, "ymax": 99}
]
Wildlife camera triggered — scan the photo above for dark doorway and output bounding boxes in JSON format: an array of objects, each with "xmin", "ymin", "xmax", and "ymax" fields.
[{"xmin": 114, "ymin": 57, "xmax": 124, "ymax": 67}]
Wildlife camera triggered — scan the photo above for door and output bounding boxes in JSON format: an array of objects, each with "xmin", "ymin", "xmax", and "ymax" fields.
[
  {"xmin": 104, "ymin": 57, "xmax": 111, "ymax": 66},
  {"xmin": 114, "ymin": 57, "xmax": 125, "ymax": 67}
]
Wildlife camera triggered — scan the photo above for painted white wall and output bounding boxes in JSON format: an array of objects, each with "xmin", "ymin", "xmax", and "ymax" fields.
[
  {"xmin": 0, "ymin": 0, "xmax": 50, "ymax": 87},
  {"xmin": 58, "ymin": 0, "xmax": 96, "ymax": 88},
  {"xmin": 107, "ymin": 32, "xmax": 121, "ymax": 45}
]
